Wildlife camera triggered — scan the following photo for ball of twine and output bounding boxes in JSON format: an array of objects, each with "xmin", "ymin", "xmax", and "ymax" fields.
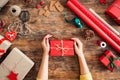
[{"xmin": 9, "ymin": 5, "xmax": 21, "ymax": 17}]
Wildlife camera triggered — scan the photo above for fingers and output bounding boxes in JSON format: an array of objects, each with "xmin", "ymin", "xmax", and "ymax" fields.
[
  {"xmin": 74, "ymin": 41, "xmax": 78, "ymax": 49},
  {"xmin": 44, "ymin": 34, "xmax": 53, "ymax": 39},
  {"xmin": 71, "ymin": 38, "xmax": 82, "ymax": 48},
  {"xmin": 44, "ymin": 34, "xmax": 52, "ymax": 46}
]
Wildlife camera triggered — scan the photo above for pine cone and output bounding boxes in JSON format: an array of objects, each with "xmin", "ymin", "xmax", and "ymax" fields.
[{"xmin": 83, "ymin": 29, "xmax": 95, "ymax": 40}]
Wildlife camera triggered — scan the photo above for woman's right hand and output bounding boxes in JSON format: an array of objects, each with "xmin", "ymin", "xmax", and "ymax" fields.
[
  {"xmin": 71, "ymin": 38, "xmax": 84, "ymax": 57},
  {"xmin": 41, "ymin": 34, "xmax": 52, "ymax": 55}
]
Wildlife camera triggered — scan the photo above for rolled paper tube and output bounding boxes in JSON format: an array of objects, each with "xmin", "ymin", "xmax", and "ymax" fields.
[
  {"xmin": 69, "ymin": 0, "xmax": 120, "ymax": 45},
  {"xmin": 89, "ymin": 8, "xmax": 120, "ymax": 36},
  {"xmin": 66, "ymin": 1, "xmax": 120, "ymax": 52},
  {"xmin": 98, "ymin": 41, "xmax": 107, "ymax": 48}
]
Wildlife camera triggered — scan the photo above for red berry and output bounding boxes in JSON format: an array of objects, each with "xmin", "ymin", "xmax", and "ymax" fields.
[
  {"xmin": 39, "ymin": 1, "xmax": 44, "ymax": 6},
  {"xmin": 35, "ymin": 4, "xmax": 40, "ymax": 9}
]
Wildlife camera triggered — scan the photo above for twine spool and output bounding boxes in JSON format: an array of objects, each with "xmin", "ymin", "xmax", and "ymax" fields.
[
  {"xmin": 98, "ymin": 40, "xmax": 107, "ymax": 48},
  {"xmin": 9, "ymin": 5, "xmax": 21, "ymax": 16}
]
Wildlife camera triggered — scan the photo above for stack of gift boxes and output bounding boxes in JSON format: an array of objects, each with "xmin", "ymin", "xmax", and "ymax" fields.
[{"xmin": 0, "ymin": 35, "xmax": 34, "ymax": 80}]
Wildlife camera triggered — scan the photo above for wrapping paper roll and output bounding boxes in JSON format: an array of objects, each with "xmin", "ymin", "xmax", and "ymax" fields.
[
  {"xmin": 66, "ymin": 1, "xmax": 120, "ymax": 52},
  {"xmin": 69, "ymin": 0, "xmax": 120, "ymax": 45},
  {"xmin": 89, "ymin": 8, "xmax": 120, "ymax": 36}
]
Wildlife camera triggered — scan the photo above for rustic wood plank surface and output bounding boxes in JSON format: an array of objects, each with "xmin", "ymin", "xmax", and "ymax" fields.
[{"xmin": 0, "ymin": 0, "xmax": 120, "ymax": 80}]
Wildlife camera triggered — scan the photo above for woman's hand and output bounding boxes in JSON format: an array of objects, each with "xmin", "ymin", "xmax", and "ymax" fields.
[
  {"xmin": 41, "ymin": 34, "xmax": 52, "ymax": 55},
  {"xmin": 71, "ymin": 38, "xmax": 84, "ymax": 57}
]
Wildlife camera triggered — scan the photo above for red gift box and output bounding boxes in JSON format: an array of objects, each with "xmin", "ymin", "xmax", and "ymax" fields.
[
  {"xmin": 99, "ymin": 50, "xmax": 120, "ymax": 72},
  {"xmin": 50, "ymin": 40, "xmax": 74, "ymax": 56},
  {"xmin": 106, "ymin": 0, "xmax": 120, "ymax": 24}
]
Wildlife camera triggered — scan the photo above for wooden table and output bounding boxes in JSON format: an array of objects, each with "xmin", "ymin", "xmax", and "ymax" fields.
[{"xmin": 0, "ymin": 0, "xmax": 120, "ymax": 80}]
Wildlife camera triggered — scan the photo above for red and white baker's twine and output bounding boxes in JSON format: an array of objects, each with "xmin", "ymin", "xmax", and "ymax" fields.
[{"xmin": 0, "ymin": 38, "xmax": 6, "ymax": 56}]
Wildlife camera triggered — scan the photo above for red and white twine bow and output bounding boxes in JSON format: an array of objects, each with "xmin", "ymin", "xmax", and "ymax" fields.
[{"xmin": 51, "ymin": 40, "xmax": 73, "ymax": 56}]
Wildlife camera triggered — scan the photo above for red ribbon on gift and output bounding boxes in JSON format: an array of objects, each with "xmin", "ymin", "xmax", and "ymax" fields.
[
  {"xmin": 0, "ymin": 38, "xmax": 6, "ymax": 56},
  {"xmin": 105, "ymin": 55, "xmax": 117, "ymax": 71},
  {"xmin": 52, "ymin": 40, "xmax": 73, "ymax": 56}
]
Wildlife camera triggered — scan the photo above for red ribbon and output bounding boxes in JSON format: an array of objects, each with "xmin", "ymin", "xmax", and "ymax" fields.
[
  {"xmin": 100, "ymin": 0, "xmax": 107, "ymax": 4},
  {"xmin": 0, "ymin": 38, "xmax": 6, "ymax": 44},
  {"xmin": 0, "ymin": 38, "xmax": 6, "ymax": 56}
]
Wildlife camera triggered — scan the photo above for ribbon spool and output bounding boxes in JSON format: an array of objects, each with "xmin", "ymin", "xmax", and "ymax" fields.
[
  {"xmin": 98, "ymin": 40, "xmax": 107, "ymax": 48},
  {"xmin": 64, "ymin": 14, "xmax": 83, "ymax": 28},
  {"xmin": 10, "ymin": 5, "xmax": 21, "ymax": 16},
  {"xmin": 19, "ymin": 10, "xmax": 30, "ymax": 23}
]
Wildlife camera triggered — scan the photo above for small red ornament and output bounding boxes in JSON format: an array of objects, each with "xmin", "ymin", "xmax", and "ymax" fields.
[
  {"xmin": 35, "ymin": 4, "xmax": 40, "ymax": 9},
  {"xmin": 100, "ymin": 0, "xmax": 107, "ymax": 4},
  {"xmin": 7, "ymin": 71, "xmax": 18, "ymax": 80},
  {"xmin": 5, "ymin": 31, "xmax": 17, "ymax": 42},
  {"xmin": 39, "ymin": 1, "xmax": 44, "ymax": 6}
]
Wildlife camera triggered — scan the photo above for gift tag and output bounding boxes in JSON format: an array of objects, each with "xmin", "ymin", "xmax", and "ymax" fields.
[{"xmin": 5, "ymin": 31, "xmax": 17, "ymax": 42}]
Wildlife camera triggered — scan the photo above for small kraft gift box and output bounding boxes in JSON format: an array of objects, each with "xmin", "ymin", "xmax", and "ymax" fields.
[
  {"xmin": 0, "ymin": 35, "xmax": 11, "ymax": 57},
  {"xmin": 0, "ymin": 48, "xmax": 34, "ymax": 80},
  {"xmin": 99, "ymin": 50, "xmax": 120, "ymax": 72},
  {"xmin": 50, "ymin": 40, "xmax": 74, "ymax": 56},
  {"xmin": 106, "ymin": 0, "xmax": 120, "ymax": 24}
]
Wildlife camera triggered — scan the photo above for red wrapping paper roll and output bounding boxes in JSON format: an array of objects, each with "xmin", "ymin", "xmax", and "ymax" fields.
[
  {"xmin": 66, "ymin": 1, "xmax": 120, "ymax": 52},
  {"xmin": 70, "ymin": 0, "xmax": 120, "ymax": 45}
]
